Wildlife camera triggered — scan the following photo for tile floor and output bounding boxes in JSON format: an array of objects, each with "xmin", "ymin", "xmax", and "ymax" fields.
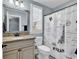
[{"xmin": 35, "ymin": 54, "xmax": 56, "ymax": 59}]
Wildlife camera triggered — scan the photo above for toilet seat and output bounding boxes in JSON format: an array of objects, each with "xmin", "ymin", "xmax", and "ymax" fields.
[
  {"xmin": 38, "ymin": 45, "xmax": 50, "ymax": 52},
  {"xmin": 37, "ymin": 45, "xmax": 50, "ymax": 59}
]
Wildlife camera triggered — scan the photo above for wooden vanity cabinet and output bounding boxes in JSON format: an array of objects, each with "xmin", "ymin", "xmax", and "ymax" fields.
[
  {"xmin": 19, "ymin": 46, "xmax": 34, "ymax": 59},
  {"xmin": 3, "ymin": 39, "xmax": 35, "ymax": 59},
  {"xmin": 3, "ymin": 50, "xmax": 19, "ymax": 59}
]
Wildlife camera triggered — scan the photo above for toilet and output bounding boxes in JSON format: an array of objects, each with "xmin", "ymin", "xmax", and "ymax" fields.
[{"xmin": 35, "ymin": 37, "xmax": 50, "ymax": 59}]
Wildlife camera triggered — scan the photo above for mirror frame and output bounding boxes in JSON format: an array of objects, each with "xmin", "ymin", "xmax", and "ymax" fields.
[{"xmin": 7, "ymin": 12, "xmax": 21, "ymax": 32}]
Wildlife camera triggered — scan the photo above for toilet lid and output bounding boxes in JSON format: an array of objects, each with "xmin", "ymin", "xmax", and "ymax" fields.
[{"xmin": 38, "ymin": 45, "xmax": 50, "ymax": 52}]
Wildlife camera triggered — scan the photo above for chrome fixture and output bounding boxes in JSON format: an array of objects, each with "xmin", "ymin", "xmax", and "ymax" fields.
[
  {"xmin": 7, "ymin": 0, "xmax": 25, "ymax": 8},
  {"xmin": 15, "ymin": 0, "xmax": 20, "ymax": 6},
  {"xmin": 9, "ymin": 0, "xmax": 14, "ymax": 5}
]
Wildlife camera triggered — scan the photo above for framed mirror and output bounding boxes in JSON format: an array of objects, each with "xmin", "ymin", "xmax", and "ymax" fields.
[{"xmin": 7, "ymin": 12, "xmax": 21, "ymax": 32}]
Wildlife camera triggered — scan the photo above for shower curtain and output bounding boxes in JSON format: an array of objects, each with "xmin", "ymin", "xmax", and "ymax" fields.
[{"xmin": 44, "ymin": 4, "xmax": 77, "ymax": 59}]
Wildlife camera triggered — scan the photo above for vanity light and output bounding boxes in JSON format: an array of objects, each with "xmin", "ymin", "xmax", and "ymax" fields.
[
  {"xmin": 5, "ymin": 0, "xmax": 25, "ymax": 9},
  {"xmin": 20, "ymin": 0, "xmax": 24, "ymax": 8},
  {"xmin": 9, "ymin": 0, "xmax": 14, "ymax": 5},
  {"xmin": 15, "ymin": 0, "xmax": 19, "ymax": 6}
]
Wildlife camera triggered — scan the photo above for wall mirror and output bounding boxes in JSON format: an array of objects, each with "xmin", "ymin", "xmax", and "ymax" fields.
[
  {"xmin": 3, "ymin": 6, "xmax": 29, "ymax": 33},
  {"xmin": 7, "ymin": 13, "xmax": 21, "ymax": 32}
]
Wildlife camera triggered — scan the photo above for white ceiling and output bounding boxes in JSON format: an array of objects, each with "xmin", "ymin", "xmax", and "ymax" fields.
[{"xmin": 33, "ymin": 0, "xmax": 77, "ymax": 9}]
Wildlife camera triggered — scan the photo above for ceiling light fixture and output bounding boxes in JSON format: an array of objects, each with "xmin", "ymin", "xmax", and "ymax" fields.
[
  {"xmin": 9, "ymin": 0, "xmax": 14, "ymax": 5},
  {"xmin": 20, "ymin": 0, "xmax": 24, "ymax": 8},
  {"xmin": 5, "ymin": 0, "xmax": 25, "ymax": 8},
  {"xmin": 15, "ymin": 0, "xmax": 19, "ymax": 6}
]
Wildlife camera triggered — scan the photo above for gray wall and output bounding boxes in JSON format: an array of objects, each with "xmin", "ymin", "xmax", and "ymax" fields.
[{"xmin": 23, "ymin": 0, "xmax": 32, "ymax": 10}]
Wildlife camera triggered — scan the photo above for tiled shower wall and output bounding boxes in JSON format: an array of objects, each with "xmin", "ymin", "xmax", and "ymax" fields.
[{"xmin": 44, "ymin": 4, "xmax": 77, "ymax": 59}]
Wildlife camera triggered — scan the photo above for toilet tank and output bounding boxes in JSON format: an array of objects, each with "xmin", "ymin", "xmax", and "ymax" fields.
[{"xmin": 35, "ymin": 37, "xmax": 43, "ymax": 46}]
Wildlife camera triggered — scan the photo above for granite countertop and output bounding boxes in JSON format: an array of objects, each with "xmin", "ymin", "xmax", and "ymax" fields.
[{"xmin": 3, "ymin": 35, "xmax": 35, "ymax": 43}]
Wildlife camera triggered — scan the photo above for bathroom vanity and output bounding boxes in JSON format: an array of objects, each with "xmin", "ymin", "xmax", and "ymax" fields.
[
  {"xmin": 2, "ymin": 2, "xmax": 36, "ymax": 59},
  {"xmin": 3, "ymin": 35, "xmax": 35, "ymax": 59}
]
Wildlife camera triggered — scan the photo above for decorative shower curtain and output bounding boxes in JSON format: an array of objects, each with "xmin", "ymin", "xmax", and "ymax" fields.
[{"xmin": 44, "ymin": 4, "xmax": 77, "ymax": 59}]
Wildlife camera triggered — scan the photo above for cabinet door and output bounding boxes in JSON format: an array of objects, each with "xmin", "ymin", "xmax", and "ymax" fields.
[
  {"xmin": 20, "ymin": 46, "xmax": 34, "ymax": 59},
  {"xmin": 3, "ymin": 50, "xmax": 19, "ymax": 59}
]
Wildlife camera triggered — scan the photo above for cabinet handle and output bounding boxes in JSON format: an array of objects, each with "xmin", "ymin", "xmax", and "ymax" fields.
[
  {"xmin": 18, "ymin": 49, "xmax": 22, "ymax": 52},
  {"xmin": 2, "ymin": 44, "xmax": 7, "ymax": 48}
]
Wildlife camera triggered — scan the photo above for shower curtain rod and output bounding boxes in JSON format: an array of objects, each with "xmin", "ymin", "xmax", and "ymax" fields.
[{"xmin": 44, "ymin": 3, "xmax": 77, "ymax": 16}]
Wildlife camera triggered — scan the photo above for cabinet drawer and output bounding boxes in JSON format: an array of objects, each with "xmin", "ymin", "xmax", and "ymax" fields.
[{"xmin": 3, "ymin": 40, "xmax": 34, "ymax": 52}]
